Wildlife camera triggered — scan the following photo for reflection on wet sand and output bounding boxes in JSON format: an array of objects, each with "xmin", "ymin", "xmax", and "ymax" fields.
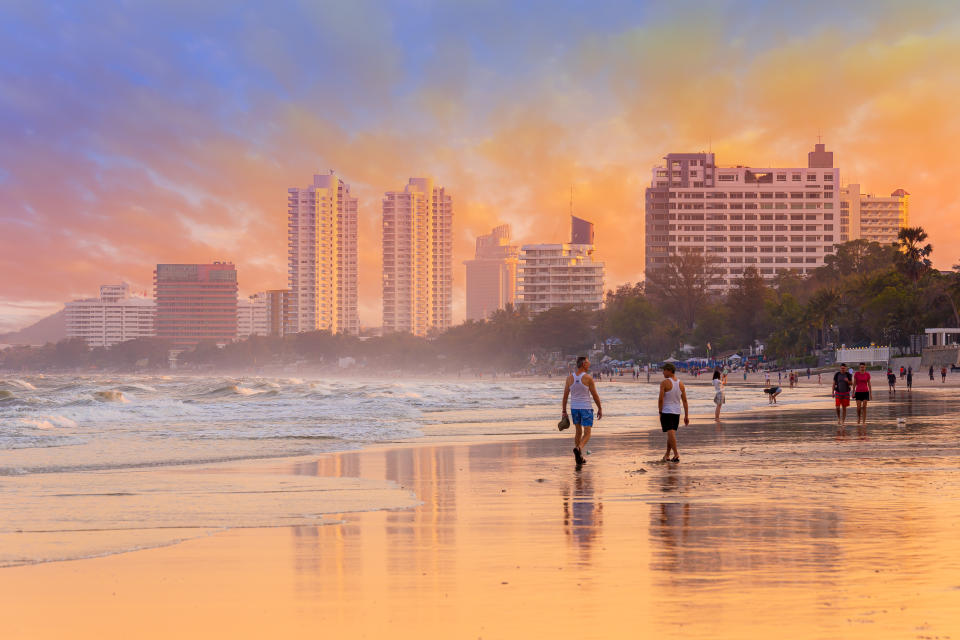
[{"xmin": 2, "ymin": 390, "xmax": 960, "ymax": 638}]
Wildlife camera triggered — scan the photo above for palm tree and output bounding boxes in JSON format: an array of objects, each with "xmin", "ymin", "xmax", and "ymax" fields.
[{"xmin": 896, "ymin": 227, "xmax": 933, "ymax": 283}]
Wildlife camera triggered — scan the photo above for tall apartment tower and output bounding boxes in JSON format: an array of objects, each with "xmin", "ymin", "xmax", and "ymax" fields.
[
  {"xmin": 464, "ymin": 224, "xmax": 519, "ymax": 321},
  {"xmin": 65, "ymin": 283, "xmax": 155, "ymax": 348},
  {"xmin": 517, "ymin": 217, "xmax": 605, "ymax": 314},
  {"xmin": 839, "ymin": 185, "xmax": 909, "ymax": 244},
  {"xmin": 382, "ymin": 178, "xmax": 453, "ymax": 336},
  {"xmin": 287, "ymin": 172, "xmax": 359, "ymax": 336},
  {"xmin": 644, "ymin": 143, "xmax": 840, "ymax": 289},
  {"xmin": 154, "ymin": 262, "xmax": 238, "ymax": 349}
]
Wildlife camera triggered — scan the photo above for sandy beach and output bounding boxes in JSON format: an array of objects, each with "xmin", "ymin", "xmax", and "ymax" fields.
[{"xmin": 2, "ymin": 375, "xmax": 960, "ymax": 638}]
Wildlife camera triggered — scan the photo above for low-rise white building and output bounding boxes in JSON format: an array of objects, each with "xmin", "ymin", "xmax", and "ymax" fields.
[
  {"xmin": 64, "ymin": 283, "xmax": 155, "ymax": 348},
  {"xmin": 518, "ymin": 217, "xmax": 605, "ymax": 314}
]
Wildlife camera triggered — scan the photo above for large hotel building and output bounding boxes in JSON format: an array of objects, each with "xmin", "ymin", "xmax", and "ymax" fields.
[
  {"xmin": 464, "ymin": 224, "xmax": 519, "ymax": 321},
  {"xmin": 64, "ymin": 283, "xmax": 155, "ymax": 348},
  {"xmin": 381, "ymin": 178, "xmax": 453, "ymax": 336},
  {"xmin": 518, "ymin": 217, "xmax": 605, "ymax": 314},
  {"xmin": 287, "ymin": 172, "xmax": 359, "ymax": 336},
  {"xmin": 645, "ymin": 143, "xmax": 840, "ymax": 288},
  {"xmin": 154, "ymin": 262, "xmax": 238, "ymax": 349}
]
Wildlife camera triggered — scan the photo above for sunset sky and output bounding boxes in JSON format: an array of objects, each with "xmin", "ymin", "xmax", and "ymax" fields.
[{"xmin": 2, "ymin": 0, "xmax": 960, "ymax": 332}]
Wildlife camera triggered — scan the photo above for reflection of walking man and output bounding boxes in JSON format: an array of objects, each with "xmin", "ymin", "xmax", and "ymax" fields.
[
  {"xmin": 658, "ymin": 363, "xmax": 689, "ymax": 462},
  {"xmin": 562, "ymin": 356, "xmax": 603, "ymax": 466}
]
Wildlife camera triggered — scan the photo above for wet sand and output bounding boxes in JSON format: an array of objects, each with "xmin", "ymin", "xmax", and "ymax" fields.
[{"xmin": 2, "ymin": 386, "xmax": 960, "ymax": 638}]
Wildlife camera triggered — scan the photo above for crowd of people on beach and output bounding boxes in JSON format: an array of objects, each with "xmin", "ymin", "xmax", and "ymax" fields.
[{"xmin": 558, "ymin": 354, "xmax": 948, "ymax": 466}]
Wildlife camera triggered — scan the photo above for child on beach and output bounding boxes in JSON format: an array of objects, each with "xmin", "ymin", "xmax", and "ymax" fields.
[{"xmin": 658, "ymin": 363, "xmax": 689, "ymax": 462}]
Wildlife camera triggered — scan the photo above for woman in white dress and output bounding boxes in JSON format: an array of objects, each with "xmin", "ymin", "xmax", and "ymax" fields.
[{"xmin": 712, "ymin": 369, "xmax": 724, "ymax": 421}]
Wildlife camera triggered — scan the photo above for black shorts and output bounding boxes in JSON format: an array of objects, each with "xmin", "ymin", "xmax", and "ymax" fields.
[
  {"xmin": 854, "ymin": 391, "xmax": 870, "ymax": 401},
  {"xmin": 660, "ymin": 412, "xmax": 681, "ymax": 432}
]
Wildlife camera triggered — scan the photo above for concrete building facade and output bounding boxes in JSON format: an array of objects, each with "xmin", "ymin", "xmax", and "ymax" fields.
[
  {"xmin": 644, "ymin": 143, "xmax": 840, "ymax": 288},
  {"xmin": 517, "ymin": 217, "xmax": 605, "ymax": 314},
  {"xmin": 64, "ymin": 283, "xmax": 155, "ymax": 348},
  {"xmin": 839, "ymin": 184, "xmax": 909, "ymax": 245},
  {"xmin": 381, "ymin": 178, "xmax": 453, "ymax": 336},
  {"xmin": 237, "ymin": 290, "xmax": 289, "ymax": 339},
  {"xmin": 154, "ymin": 262, "xmax": 238, "ymax": 349},
  {"xmin": 287, "ymin": 173, "xmax": 359, "ymax": 336},
  {"xmin": 464, "ymin": 224, "xmax": 519, "ymax": 321}
]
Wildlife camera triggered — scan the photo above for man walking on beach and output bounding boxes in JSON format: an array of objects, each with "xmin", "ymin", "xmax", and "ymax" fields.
[
  {"xmin": 853, "ymin": 363, "xmax": 872, "ymax": 424},
  {"xmin": 658, "ymin": 363, "xmax": 689, "ymax": 462},
  {"xmin": 833, "ymin": 363, "xmax": 853, "ymax": 426},
  {"xmin": 562, "ymin": 356, "xmax": 603, "ymax": 465}
]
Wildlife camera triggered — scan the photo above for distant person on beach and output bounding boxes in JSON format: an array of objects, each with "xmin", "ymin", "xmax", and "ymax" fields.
[
  {"xmin": 941, "ymin": 366, "xmax": 947, "ymax": 383},
  {"xmin": 833, "ymin": 363, "xmax": 853, "ymax": 426},
  {"xmin": 562, "ymin": 356, "xmax": 603, "ymax": 466},
  {"xmin": 807, "ymin": 367, "xmax": 811, "ymax": 379},
  {"xmin": 906, "ymin": 368, "xmax": 913, "ymax": 391},
  {"xmin": 853, "ymin": 363, "xmax": 872, "ymax": 424},
  {"xmin": 764, "ymin": 385, "xmax": 782, "ymax": 404},
  {"xmin": 712, "ymin": 369, "xmax": 724, "ymax": 422},
  {"xmin": 899, "ymin": 366, "xmax": 905, "ymax": 380},
  {"xmin": 765, "ymin": 371, "xmax": 771, "ymax": 386},
  {"xmin": 930, "ymin": 365, "xmax": 935, "ymax": 380},
  {"xmin": 658, "ymin": 363, "xmax": 689, "ymax": 463},
  {"xmin": 887, "ymin": 368, "xmax": 896, "ymax": 393}
]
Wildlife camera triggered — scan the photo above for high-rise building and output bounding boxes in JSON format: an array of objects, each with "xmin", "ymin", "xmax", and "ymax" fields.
[
  {"xmin": 517, "ymin": 217, "xmax": 605, "ymax": 314},
  {"xmin": 839, "ymin": 184, "xmax": 909, "ymax": 245},
  {"xmin": 464, "ymin": 224, "xmax": 519, "ymax": 321},
  {"xmin": 644, "ymin": 143, "xmax": 840, "ymax": 288},
  {"xmin": 154, "ymin": 262, "xmax": 238, "ymax": 349},
  {"xmin": 64, "ymin": 283, "xmax": 155, "ymax": 348},
  {"xmin": 287, "ymin": 172, "xmax": 359, "ymax": 336},
  {"xmin": 382, "ymin": 178, "xmax": 453, "ymax": 335},
  {"xmin": 237, "ymin": 290, "xmax": 290, "ymax": 339}
]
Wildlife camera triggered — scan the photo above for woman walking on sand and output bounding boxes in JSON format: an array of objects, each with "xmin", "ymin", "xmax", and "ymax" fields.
[
  {"xmin": 712, "ymin": 369, "xmax": 724, "ymax": 422},
  {"xmin": 853, "ymin": 363, "xmax": 872, "ymax": 424}
]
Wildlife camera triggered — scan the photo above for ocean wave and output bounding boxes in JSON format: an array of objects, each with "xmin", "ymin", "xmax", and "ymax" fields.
[
  {"xmin": 10, "ymin": 415, "xmax": 78, "ymax": 430},
  {"xmin": 94, "ymin": 390, "xmax": 128, "ymax": 403},
  {"xmin": 116, "ymin": 384, "xmax": 157, "ymax": 393},
  {"xmin": 0, "ymin": 390, "xmax": 13, "ymax": 401},
  {"xmin": 0, "ymin": 379, "xmax": 36, "ymax": 391}
]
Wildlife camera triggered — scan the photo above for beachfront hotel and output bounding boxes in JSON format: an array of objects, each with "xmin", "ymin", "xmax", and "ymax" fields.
[
  {"xmin": 381, "ymin": 178, "xmax": 453, "ymax": 336},
  {"xmin": 64, "ymin": 283, "xmax": 156, "ymax": 348},
  {"xmin": 154, "ymin": 262, "xmax": 238, "ymax": 349},
  {"xmin": 517, "ymin": 216, "xmax": 605, "ymax": 314},
  {"xmin": 839, "ymin": 185, "xmax": 910, "ymax": 244},
  {"xmin": 644, "ymin": 143, "xmax": 840, "ymax": 288},
  {"xmin": 464, "ymin": 224, "xmax": 519, "ymax": 321},
  {"xmin": 286, "ymin": 172, "xmax": 359, "ymax": 336}
]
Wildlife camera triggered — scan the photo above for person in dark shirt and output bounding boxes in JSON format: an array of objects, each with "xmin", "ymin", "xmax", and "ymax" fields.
[{"xmin": 832, "ymin": 363, "xmax": 853, "ymax": 426}]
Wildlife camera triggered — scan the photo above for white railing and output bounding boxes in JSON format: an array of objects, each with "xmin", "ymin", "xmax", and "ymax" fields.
[{"xmin": 835, "ymin": 346, "xmax": 890, "ymax": 364}]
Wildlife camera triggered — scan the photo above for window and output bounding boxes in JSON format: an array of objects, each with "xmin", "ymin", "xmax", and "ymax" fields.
[
  {"xmin": 776, "ymin": 174, "xmax": 787, "ymax": 181},
  {"xmin": 824, "ymin": 174, "xmax": 833, "ymax": 181},
  {"xmin": 718, "ymin": 174, "xmax": 736, "ymax": 181},
  {"xmin": 806, "ymin": 174, "xmax": 817, "ymax": 181},
  {"xmin": 792, "ymin": 174, "xmax": 801, "ymax": 181}
]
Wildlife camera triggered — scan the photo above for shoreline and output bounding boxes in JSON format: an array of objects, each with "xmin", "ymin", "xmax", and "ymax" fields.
[{"xmin": 2, "ymin": 384, "xmax": 959, "ymax": 638}]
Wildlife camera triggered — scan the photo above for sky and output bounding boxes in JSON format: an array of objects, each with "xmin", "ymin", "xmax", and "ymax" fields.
[{"xmin": 2, "ymin": 0, "xmax": 960, "ymax": 332}]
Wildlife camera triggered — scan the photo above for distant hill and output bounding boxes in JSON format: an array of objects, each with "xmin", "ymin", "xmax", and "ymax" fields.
[{"xmin": 0, "ymin": 309, "xmax": 66, "ymax": 346}]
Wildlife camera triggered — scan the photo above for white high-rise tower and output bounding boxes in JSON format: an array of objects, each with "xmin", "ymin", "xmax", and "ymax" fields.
[
  {"xmin": 381, "ymin": 178, "xmax": 453, "ymax": 336},
  {"xmin": 287, "ymin": 172, "xmax": 359, "ymax": 335}
]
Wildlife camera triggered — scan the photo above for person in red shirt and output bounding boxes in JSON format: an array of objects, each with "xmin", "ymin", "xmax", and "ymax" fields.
[{"xmin": 853, "ymin": 362, "xmax": 872, "ymax": 424}]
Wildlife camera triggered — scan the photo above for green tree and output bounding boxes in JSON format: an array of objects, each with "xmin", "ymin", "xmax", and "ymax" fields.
[
  {"xmin": 896, "ymin": 226, "xmax": 933, "ymax": 283},
  {"xmin": 645, "ymin": 252, "xmax": 724, "ymax": 330}
]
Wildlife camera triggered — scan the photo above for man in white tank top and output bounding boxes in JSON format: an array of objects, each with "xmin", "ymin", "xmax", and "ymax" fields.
[
  {"xmin": 658, "ymin": 362, "xmax": 689, "ymax": 462},
  {"xmin": 562, "ymin": 356, "xmax": 603, "ymax": 465}
]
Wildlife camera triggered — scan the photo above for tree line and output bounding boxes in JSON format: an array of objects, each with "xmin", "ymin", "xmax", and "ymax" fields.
[{"xmin": 2, "ymin": 228, "xmax": 956, "ymax": 373}]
